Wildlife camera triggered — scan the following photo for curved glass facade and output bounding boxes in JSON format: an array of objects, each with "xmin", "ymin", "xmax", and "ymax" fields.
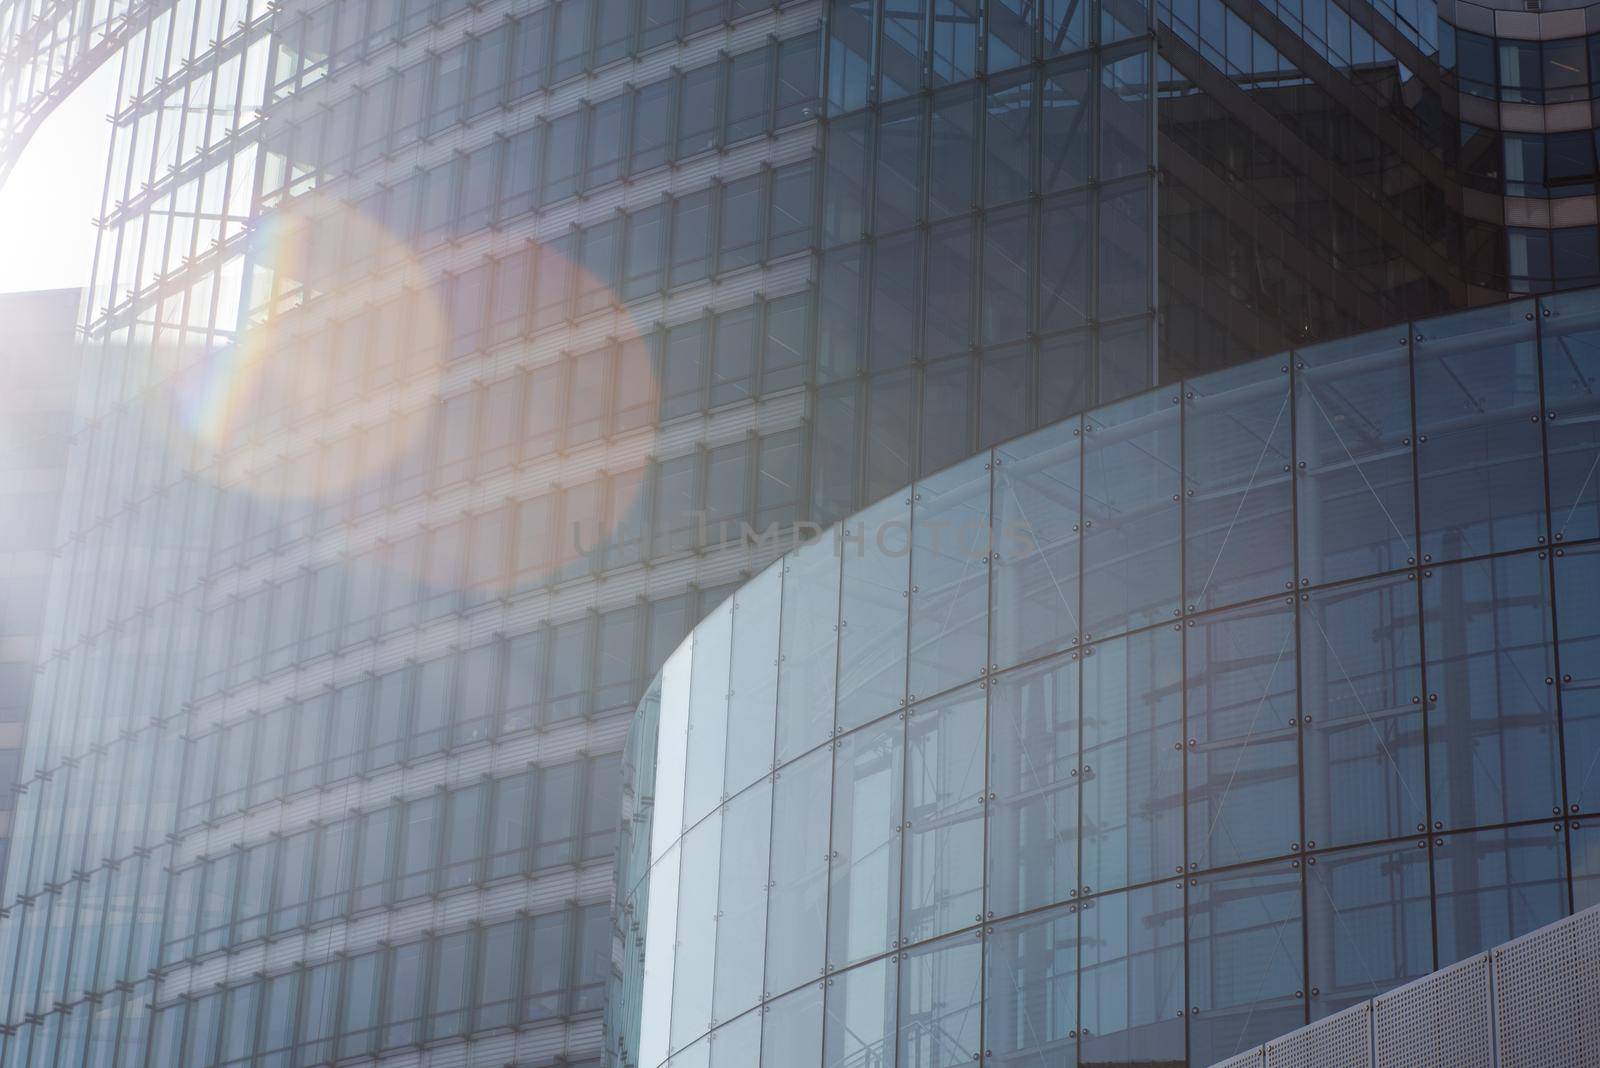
[{"xmin": 609, "ymin": 288, "xmax": 1600, "ymax": 1068}]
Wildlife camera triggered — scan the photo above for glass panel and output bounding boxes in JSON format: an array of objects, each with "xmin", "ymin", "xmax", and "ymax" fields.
[
  {"xmin": 836, "ymin": 496, "xmax": 911, "ymax": 732},
  {"xmin": 726, "ymin": 564, "xmax": 782, "ymax": 796},
  {"xmin": 525, "ymin": 909, "xmax": 572, "ymax": 1026},
  {"xmin": 1305, "ymin": 839, "xmax": 1433, "ymax": 1018},
  {"xmin": 1557, "ymin": 545, "xmax": 1600, "ymax": 811},
  {"xmin": 876, "ymin": 0, "xmax": 922, "ymax": 102},
  {"xmin": 1184, "ymin": 358, "xmax": 1294, "ymax": 613},
  {"xmin": 1295, "ymin": 329, "xmax": 1418, "ymax": 584},
  {"xmin": 683, "ymin": 601, "xmax": 732, "ymax": 831},
  {"xmin": 982, "ymin": 206, "xmax": 1031, "ymax": 345},
  {"xmin": 818, "ymin": 244, "xmax": 866, "ymax": 382},
  {"xmin": 1096, "ymin": 179, "xmax": 1149, "ymax": 322},
  {"xmin": 1099, "ymin": 47, "xmax": 1149, "ymax": 179},
  {"xmin": 928, "ymin": 86, "xmax": 978, "ymax": 219},
  {"xmin": 711, "ymin": 1010, "xmax": 762, "ymax": 1068},
  {"xmin": 1038, "ymin": 191, "xmax": 1091, "ymax": 334},
  {"xmin": 765, "ymin": 746, "xmax": 832, "ymax": 997},
  {"xmin": 983, "ymin": 72, "xmax": 1034, "ymax": 208},
  {"xmin": 1078, "ymin": 880, "xmax": 1185, "ymax": 1065},
  {"xmin": 1081, "ymin": 387, "xmax": 1180, "ymax": 640},
  {"xmin": 870, "ymin": 232, "xmax": 921, "ymax": 372},
  {"xmin": 1414, "ymin": 303, "xmax": 1545, "ymax": 561},
  {"xmin": 909, "ymin": 453, "xmax": 992, "ymax": 700},
  {"xmin": 1424, "ymin": 553, "xmax": 1562, "ymax": 828},
  {"xmin": 985, "ymin": 905, "xmax": 1077, "ymax": 1066},
  {"xmin": 761, "ymin": 979, "xmax": 824, "ymax": 1068},
  {"xmin": 1188, "ymin": 861, "xmax": 1305, "ymax": 1065},
  {"xmin": 1541, "ymin": 290, "xmax": 1600, "ymax": 543},
  {"xmin": 903, "ymin": 683, "xmax": 986, "ymax": 944},
  {"xmin": 822, "ymin": 956, "xmax": 896, "ymax": 1068},
  {"xmin": 1040, "ymin": 66, "xmax": 1089, "ymax": 193},
  {"xmin": 987, "ymin": 653, "xmax": 1078, "ymax": 918},
  {"xmin": 713, "ymin": 779, "xmax": 772, "ymax": 1024},
  {"xmin": 1573, "ymin": 824, "xmax": 1600, "ymax": 911},
  {"xmin": 897, "ymin": 933, "xmax": 982, "ymax": 1068},
  {"xmin": 1433, "ymin": 822, "xmax": 1568, "ymax": 965},
  {"xmin": 1187, "ymin": 600, "xmax": 1299, "ymax": 871},
  {"xmin": 930, "ymin": 0, "xmax": 979, "ymax": 86},
  {"xmin": 1080, "ymin": 625, "xmax": 1183, "ymax": 893},
  {"xmin": 991, "ymin": 419, "xmax": 1081, "ymax": 669},
  {"xmin": 875, "ymin": 99, "xmax": 924, "ymax": 232},
  {"xmin": 828, "ymin": 715, "xmax": 904, "ymax": 970},
  {"xmin": 775, "ymin": 534, "xmax": 841, "ymax": 764},
  {"xmin": 924, "ymin": 219, "xmax": 974, "ymax": 359},
  {"xmin": 1300, "ymin": 572, "xmax": 1428, "ymax": 850},
  {"xmin": 672, "ymin": 811, "xmax": 722, "ymax": 1051}
]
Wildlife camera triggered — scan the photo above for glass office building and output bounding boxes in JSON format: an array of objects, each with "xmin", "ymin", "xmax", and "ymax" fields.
[
  {"xmin": 4, "ymin": 0, "xmax": 1600, "ymax": 1062},
  {"xmin": 0, "ymin": 289, "xmax": 81, "ymax": 901},
  {"xmin": 608, "ymin": 290, "xmax": 1600, "ymax": 1068}
]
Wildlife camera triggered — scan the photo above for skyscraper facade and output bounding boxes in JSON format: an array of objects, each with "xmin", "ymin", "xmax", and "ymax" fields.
[
  {"xmin": 608, "ymin": 289, "xmax": 1600, "ymax": 1068},
  {"xmin": 0, "ymin": 288, "xmax": 80, "ymax": 902},
  {"xmin": 2, "ymin": 0, "xmax": 1600, "ymax": 1065}
]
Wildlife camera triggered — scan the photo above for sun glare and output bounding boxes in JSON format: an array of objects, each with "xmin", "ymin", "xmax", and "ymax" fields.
[{"xmin": 0, "ymin": 61, "xmax": 117, "ymax": 295}]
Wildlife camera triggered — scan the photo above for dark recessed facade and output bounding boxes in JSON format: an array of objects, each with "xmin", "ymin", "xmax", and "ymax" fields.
[{"xmin": 608, "ymin": 290, "xmax": 1600, "ymax": 1068}]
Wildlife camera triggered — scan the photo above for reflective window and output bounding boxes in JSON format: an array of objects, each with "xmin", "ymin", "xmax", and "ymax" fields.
[
  {"xmin": 828, "ymin": 715, "xmax": 904, "ymax": 970},
  {"xmin": 836, "ymin": 497, "xmax": 911, "ymax": 731},
  {"xmin": 671, "ymin": 812, "xmax": 722, "ymax": 1050},
  {"xmin": 1080, "ymin": 625, "xmax": 1183, "ymax": 891},
  {"xmin": 822, "ymin": 956, "xmax": 895, "ymax": 1068},
  {"xmin": 1082, "ymin": 388, "xmax": 1180, "ymax": 639},
  {"xmin": 991, "ymin": 419, "xmax": 1081, "ymax": 669},
  {"xmin": 1296, "ymin": 330, "xmax": 1418, "ymax": 584},
  {"xmin": 760, "ymin": 980, "xmax": 824, "ymax": 1068},
  {"xmin": 1557, "ymin": 545, "xmax": 1600, "ymax": 812},
  {"xmin": 1300, "ymin": 572, "xmax": 1428, "ymax": 850},
  {"xmin": 726, "ymin": 565, "xmax": 782, "ymax": 793},
  {"xmin": 775, "ymin": 535, "xmax": 841, "ymax": 763},
  {"xmin": 1187, "ymin": 601, "xmax": 1299, "ymax": 870},
  {"xmin": 1079, "ymin": 881, "xmax": 1185, "ymax": 1065},
  {"xmin": 1424, "ymin": 553, "xmax": 1562, "ymax": 828},
  {"xmin": 1188, "ymin": 861, "xmax": 1304, "ymax": 1065},
  {"xmin": 897, "ymin": 933, "xmax": 981, "ymax": 1067},
  {"xmin": 1305, "ymin": 839, "xmax": 1433, "ymax": 1017},
  {"xmin": 909, "ymin": 453, "xmax": 992, "ymax": 699},
  {"xmin": 1541, "ymin": 290, "xmax": 1600, "ymax": 544},
  {"xmin": 1184, "ymin": 359, "xmax": 1294, "ymax": 612},
  {"xmin": 903, "ymin": 684, "xmax": 986, "ymax": 943},
  {"xmin": 985, "ymin": 906, "xmax": 1077, "ymax": 1065},
  {"xmin": 1414, "ymin": 304, "xmax": 1545, "ymax": 561},
  {"xmin": 987, "ymin": 654, "xmax": 1078, "ymax": 917},
  {"xmin": 1433, "ymin": 823, "xmax": 1568, "ymax": 965},
  {"xmin": 764, "ymin": 746, "xmax": 832, "ymax": 997},
  {"xmin": 714, "ymin": 780, "xmax": 773, "ymax": 1024}
]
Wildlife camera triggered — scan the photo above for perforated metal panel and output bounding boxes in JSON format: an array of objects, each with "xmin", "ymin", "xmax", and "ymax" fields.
[
  {"xmin": 1372, "ymin": 953, "xmax": 1492, "ymax": 1068},
  {"xmin": 1212, "ymin": 1048, "xmax": 1265, "ymax": 1068},
  {"xmin": 1265, "ymin": 1002, "xmax": 1372, "ymax": 1068},
  {"xmin": 1493, "ymin": 905, "xmax": 1600, "ymax": 1067}
]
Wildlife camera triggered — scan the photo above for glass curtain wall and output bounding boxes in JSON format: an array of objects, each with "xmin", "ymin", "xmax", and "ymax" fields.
[{"xmin": 609, "ymin": 288, "xmax": 1600, "ymax": 1068}]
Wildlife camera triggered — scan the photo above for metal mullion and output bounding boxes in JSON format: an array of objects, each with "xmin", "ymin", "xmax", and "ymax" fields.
[
  {"xmin": 1533, "ymin": 297, "xmax": 1577, "ymax": 914},
  {"xmin": 1402, "ymin": 322, "xmax": 1441, "ymax": 967},
  {"xmin": 753, "ymin": 557, "xmax": 785, "ymax": 1035},
  {"xmin": 896, "ymin": 480, "xmax": 923, "ymax": 1003},
  {"xmin": 1072, "ymin": 409, "xmax": 1086, "ymax": 1059},
  {"xmin": 1176, "ymin": 373, "xmax": 1198, "ymax": 1057},
  {"xmin": 974, "ymin": 442, "xmax": 999, "ymax": 1062}
]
